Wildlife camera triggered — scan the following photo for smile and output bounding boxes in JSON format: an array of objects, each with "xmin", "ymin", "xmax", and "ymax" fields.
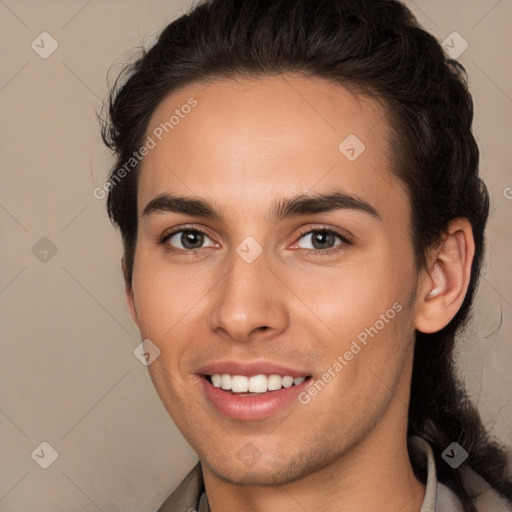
[
  {"xmin": 208, "ymin": 373, "xmax": 307, "ymax": 394},
  {"xmin": 200, "ymin": 373, "xmax": 313, "ymax": 421}
]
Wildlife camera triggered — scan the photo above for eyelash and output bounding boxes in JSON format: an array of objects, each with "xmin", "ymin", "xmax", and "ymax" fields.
[{"xmin": 159, "ymin": 225, "xmax": 352, "ymax": 257}]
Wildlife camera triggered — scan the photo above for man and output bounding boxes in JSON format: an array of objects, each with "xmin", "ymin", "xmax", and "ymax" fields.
[{"xmin": 100, "ymin": 0, "xmax": 512, "ymax": 510}]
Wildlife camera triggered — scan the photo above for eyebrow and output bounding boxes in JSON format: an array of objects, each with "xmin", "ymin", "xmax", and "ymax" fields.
[{"xmin": 142, "ymin": 189, "xmax": 381, "ymax": 223}]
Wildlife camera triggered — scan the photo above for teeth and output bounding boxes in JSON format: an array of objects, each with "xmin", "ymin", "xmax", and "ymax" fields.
[
  {"xmin": 282, "ymin": 376, "xmax": 293, "ymax": 388},
  {"xmin": 231, "ymin": 375, "xmax": 249, "ymax": 392},
  {"xmin": 267, "ymin": 374, "xmax": 282, "ymax": 391},
  {"xmin": 249, "ymin": 375, "xmax": 267, "ymax": 393},
  {"xmin": 220, "ymin": 374, "xmax": 231, "ymax": 390},
  {"xmin": 210, "ymin": 373, "xmax": 308, "ymax": 393}
]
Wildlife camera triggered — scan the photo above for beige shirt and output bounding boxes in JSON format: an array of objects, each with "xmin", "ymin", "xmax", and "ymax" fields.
[{"xmin": 156, "ymin": 436, "xmax": 511, "ymax": 511}]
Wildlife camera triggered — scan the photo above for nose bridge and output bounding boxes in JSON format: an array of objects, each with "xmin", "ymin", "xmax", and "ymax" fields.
[{"xmin": 209, "ymin": 242, "xmax": 288, "ymax": 342}]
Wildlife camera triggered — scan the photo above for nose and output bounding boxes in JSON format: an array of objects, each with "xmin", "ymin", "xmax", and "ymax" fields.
[{"xmin": 208, "ymin": 245, "xmax": 289, "ymax": 343}]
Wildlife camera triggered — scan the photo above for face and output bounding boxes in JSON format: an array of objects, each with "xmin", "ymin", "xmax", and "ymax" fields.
[{"xmin": 128, "ymin": 75, "xmax": 420, "ymax": 485}]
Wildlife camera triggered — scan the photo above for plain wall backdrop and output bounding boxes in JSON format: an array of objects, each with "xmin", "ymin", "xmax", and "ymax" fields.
[{"xmin": 1, "ymin": 1, "xmax": 511, "ymax": 510}]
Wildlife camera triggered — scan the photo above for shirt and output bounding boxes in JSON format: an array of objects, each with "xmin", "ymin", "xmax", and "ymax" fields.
[{"xmin": 156, "ymin": 435, "xmax": 512, "ymax": 511}]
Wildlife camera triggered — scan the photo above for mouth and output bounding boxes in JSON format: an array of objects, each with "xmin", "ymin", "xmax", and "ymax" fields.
[{"xmin": 199, "ymin": 372, "xmax": 313, "ymax": 421}]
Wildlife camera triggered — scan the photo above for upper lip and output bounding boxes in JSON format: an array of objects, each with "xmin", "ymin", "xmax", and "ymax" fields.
[{"xmin": 196, "ymin": 360, "xmax": 311, "ymax": 378}]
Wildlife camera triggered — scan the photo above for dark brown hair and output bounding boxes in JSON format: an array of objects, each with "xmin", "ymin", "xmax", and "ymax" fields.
[{"xmin": 100, "ymin": 1, "xmax": 512, "ymax": 509}]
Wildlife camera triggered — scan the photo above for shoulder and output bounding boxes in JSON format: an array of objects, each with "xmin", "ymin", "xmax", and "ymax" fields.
[
  {"xmin": 459, "ymin": 465, "xmax": 512, "ymax": 511},
  {"xmin": 408, "ymin": 435, "xmax": 512, "ymax": 512}
]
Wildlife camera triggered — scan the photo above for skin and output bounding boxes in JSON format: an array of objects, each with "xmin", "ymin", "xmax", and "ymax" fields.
[{"xmin": 124, "ymin": 74, "xmax": 474, "ymax": 512}]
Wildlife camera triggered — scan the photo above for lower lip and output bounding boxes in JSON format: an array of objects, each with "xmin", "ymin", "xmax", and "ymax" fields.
[{"xmin": 199, "ymin": 376, "xmax": 311, "ymax": 421}]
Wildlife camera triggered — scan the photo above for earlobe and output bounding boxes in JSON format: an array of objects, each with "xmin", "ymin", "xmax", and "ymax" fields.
[
  {"xmin": 415, "ymin": 219, "xmax": 475, "ymax": 334},
  {"xmin": 122, "ymin": 257, "xmax": 139, "ymax": 328}
]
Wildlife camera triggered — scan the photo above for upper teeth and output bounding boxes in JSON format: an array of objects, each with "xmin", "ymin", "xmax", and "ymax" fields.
[{"xmin": 210, "ymin": 374, "xmax": 306, "ymax": 393}]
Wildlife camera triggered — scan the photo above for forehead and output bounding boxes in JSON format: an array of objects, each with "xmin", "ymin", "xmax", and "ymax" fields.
[{"xmin": 137, "ymin": 74, "xmax": 408, "ymax": 224}]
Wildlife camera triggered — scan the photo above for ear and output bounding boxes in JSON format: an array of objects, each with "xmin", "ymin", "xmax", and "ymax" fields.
[
  {"xmin": 122, "ymin": 257, "xmax": 139, "ymax": 328},
  {"xmin": 415, "ymin": 218, "xmax": 475, "ymax": 334}
]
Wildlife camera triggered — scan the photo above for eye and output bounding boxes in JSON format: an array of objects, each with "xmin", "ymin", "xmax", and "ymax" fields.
[
  {"xmin": 293, "ymin": 227, "xmax": 350, "ymax": 255},
  {"xmin": 162, "ymin": 228, "xmax": 216, "ymax": 252}
]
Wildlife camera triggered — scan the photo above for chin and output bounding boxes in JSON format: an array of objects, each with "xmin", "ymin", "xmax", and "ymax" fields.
[
  {"xmin": 201, "ymin": 446, "xmax": 335, "ymax": 487},
  {"xmin": 208, "ymin": 462, "xmax": 306, "ymax": 486}
]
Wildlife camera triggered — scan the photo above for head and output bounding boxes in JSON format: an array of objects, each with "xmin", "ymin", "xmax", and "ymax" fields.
[{"xmin": 100, "ymin": 0, "xmax": 511, "ymax": 509}]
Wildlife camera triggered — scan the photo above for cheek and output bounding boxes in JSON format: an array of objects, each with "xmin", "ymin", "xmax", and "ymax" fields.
[
  {"xmin": 291, "ymin": 253, "xmax": 407, "ymax": 334},
  {"xmin": 130, "ymin": 248, "xmax": 211, "ymax": 337},
  {"xmin": 296, "ymin": 249, "xmax": 415, "ymax": 381}
]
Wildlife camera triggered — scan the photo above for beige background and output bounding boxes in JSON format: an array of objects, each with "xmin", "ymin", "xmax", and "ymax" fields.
[{"xmin": 0, "ymin": 1, "xmax": 511, "ymax": 511}]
